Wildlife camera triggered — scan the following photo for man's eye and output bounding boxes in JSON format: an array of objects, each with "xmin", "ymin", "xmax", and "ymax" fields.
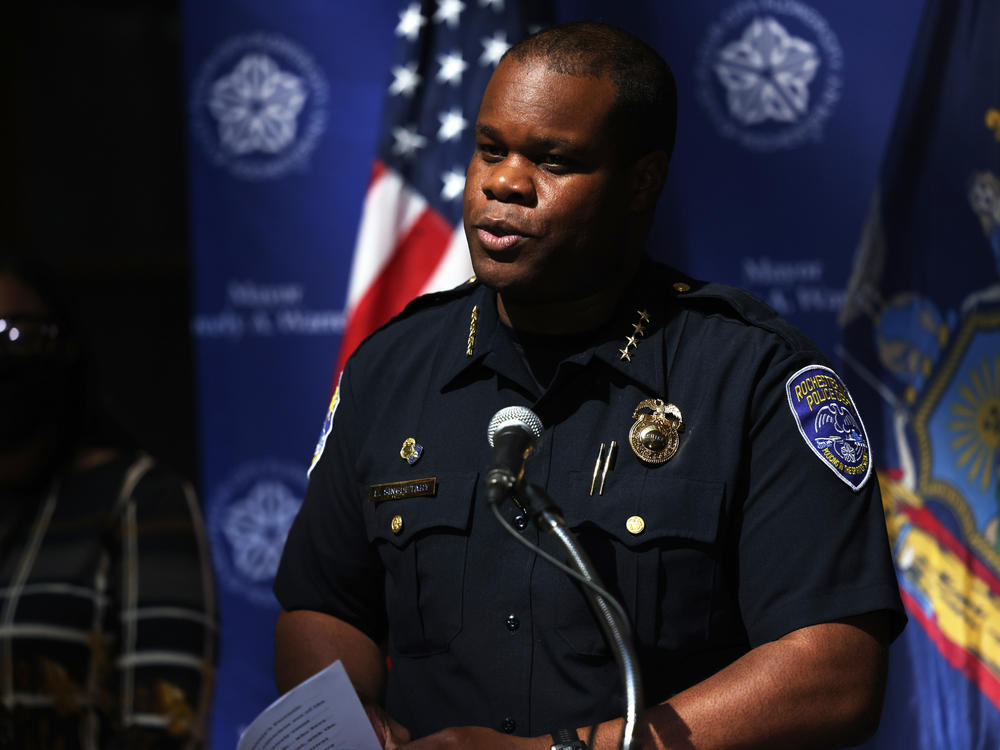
[
  {"xmin": 478, "ymin": 144, "xmax": 505, "ymax": 160},
  {"xmin": 541, "ymin": 154, "xmax": 573, "ymax": 171}
]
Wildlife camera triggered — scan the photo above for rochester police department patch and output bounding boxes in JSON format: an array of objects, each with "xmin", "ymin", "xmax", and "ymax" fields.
[{"xmin": 785, "ymin": 365, "xmax": 871, "ymax": 490}]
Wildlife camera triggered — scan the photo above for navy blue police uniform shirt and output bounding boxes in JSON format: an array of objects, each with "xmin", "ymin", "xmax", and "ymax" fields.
[{"xmin": 274, "ymin": 259, "xmax": 905, "ymax": 740}]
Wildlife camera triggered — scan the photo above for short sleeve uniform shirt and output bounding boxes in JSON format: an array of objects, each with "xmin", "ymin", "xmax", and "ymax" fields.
[{"xmin": 274, "ymin": 261, "xmax": 904, "ymax": 739}]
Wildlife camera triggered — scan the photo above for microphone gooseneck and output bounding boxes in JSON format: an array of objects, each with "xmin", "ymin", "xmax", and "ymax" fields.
[{"xmin": 483, "ymin": 406, "xmax": 644, "ymax": 750}]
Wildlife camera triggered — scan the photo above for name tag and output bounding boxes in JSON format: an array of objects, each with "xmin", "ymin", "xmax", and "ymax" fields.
[{"xmin": 368, "ymin": 477, "xmax": 437, "ymax": 502}]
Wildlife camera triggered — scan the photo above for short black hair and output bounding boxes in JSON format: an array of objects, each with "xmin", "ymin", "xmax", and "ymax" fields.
[{"xmin": 505, "ymin": 21, "xmax": 677, "ymax": 163}]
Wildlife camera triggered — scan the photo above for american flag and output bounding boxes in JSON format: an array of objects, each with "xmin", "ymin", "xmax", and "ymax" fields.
[{"xmin": 335, "ymin": 0, "xmax": 553, "ymax": 374}]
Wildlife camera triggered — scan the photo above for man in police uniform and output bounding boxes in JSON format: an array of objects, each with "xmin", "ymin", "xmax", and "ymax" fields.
[{"xmin": 274, "ymin": 22, "xmax": 904, "ymax": 750}]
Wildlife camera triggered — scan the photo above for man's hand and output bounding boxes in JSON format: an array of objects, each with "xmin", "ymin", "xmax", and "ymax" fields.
[
  {"xmin": 274, "ymin": 611, "xmax": 407, "ymax": 747},
  {"xmin": 365, "ymin": 703, "xmax": 411, "ymax": 750}
]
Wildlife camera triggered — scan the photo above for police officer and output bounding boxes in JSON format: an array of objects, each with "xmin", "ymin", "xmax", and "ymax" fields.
[{"xmin": 274, "ymin": 21, "xmax": 904, "ymax": 750}]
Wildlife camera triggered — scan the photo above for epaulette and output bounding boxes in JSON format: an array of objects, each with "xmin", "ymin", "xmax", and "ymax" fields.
[
  {"xmin": 395, "ymin": 275, "xmax": 482, "ymax": 319},
  {"xmin": 667, "ymin": 271, "xmax": 815, "ymax": 352},
  {"xmin": 348, "ymin": 276, "xmax": 483, "ymax": 359}
]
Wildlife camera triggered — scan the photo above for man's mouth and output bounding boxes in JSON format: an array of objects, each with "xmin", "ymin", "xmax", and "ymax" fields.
[
  {"xmin": 477, "ymin": 228, "xmax": 524, "ymax": 251},
  {"xmin": 475, "ymin": 219, "xmax": 531, "ymax": 252}
]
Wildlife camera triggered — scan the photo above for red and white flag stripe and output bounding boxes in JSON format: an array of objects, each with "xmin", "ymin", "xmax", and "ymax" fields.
[{"xmin": 336, "ymin": 160, "xmax": 473, "ymax": 375}]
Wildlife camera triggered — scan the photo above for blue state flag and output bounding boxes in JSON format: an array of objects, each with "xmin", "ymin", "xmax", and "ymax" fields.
[{"xmin": 839, "ymin": 0, "xmax": 1000, "ymax": 746}]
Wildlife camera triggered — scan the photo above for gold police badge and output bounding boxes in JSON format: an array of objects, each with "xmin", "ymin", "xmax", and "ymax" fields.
[{"xmin": 629, "ymin": 399, "xmax": 683, "ymax": 464}]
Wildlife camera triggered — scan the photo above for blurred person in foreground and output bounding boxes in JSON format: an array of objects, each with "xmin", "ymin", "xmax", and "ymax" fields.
[
  {"xmin": 0, "ymin": 251, "xmax": 215, "ymax": 750},
  {"xmin": 274, "ymin": 21, "xmax": 905, "ymax": 750}
]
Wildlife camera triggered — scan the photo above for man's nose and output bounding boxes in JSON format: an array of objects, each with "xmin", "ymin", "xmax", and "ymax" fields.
[{"xmin": 482, "ymin": 157, "xmax": 535, "ymax": 204}]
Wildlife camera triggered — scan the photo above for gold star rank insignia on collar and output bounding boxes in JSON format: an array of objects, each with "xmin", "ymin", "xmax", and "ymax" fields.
[{"xmin": 619, "ymin": 309, "xmax": 652, "ymax": 363}]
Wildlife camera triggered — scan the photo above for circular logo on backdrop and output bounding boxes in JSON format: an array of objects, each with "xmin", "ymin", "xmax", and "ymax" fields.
[
  {"xmin": 695, "ymin": 1, "xmax": 843, "ymax": 151},
  {"xmin": 208, "ymin": 461, "xmax": 307, "ymax": 606},
  {"xmin": 190, "ymin": 32, "xmax": 328, "ymax": 180}
]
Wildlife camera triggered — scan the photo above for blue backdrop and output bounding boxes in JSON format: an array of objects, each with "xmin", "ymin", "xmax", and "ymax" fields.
[{"xmin": 182, "ymin": 2, "xmax": 927, "ymax": 746}]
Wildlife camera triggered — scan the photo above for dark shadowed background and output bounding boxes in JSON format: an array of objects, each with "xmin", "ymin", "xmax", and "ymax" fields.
[{"xmin": 1, "ymin": 1, "xmax": 196, "ymax": 481}]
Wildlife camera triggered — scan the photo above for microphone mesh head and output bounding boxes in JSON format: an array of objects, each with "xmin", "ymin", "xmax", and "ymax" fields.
[{"xmin": 487, "ymin": 406, "xmax": 543, "ymax": 447}]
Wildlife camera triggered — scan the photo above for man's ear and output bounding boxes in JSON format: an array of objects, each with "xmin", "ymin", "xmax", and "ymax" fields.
[{"xmin": 628, "ymin": 150, "xmax": 670, "ymax": 214}]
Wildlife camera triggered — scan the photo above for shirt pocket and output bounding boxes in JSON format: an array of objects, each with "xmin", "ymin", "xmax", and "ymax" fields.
[
  {"xmin": 364, "ymin": 471, "xmax": 478, "ymax": 656},
  {"xmin": 555, "ymin": 472, "xmax": 725, "ymax": 655}
]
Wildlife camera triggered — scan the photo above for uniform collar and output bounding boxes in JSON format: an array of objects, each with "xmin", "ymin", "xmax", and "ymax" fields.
[
  {"xmin": 438, "ymin": 283, "xmax": 537, "ymax": 394},
  {"xmin": 588, "ymin": 294, "xmax": 665, "ymax": 396},
  {"xmin": 439, "ymin": 263, "xmax": 672, "ymax": 399}
]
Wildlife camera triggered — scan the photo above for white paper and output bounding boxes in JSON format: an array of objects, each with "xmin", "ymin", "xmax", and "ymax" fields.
[{"xmin": 237, "ymin": 660, "xmax": 382, "ymax": 750}]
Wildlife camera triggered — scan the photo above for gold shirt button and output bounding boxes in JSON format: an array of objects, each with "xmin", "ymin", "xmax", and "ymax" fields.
[
  {"xmin": 626, "ymin": 515, "xmax": 645, "ymax": 535},
  {"xmin": 672, "ymin": 281, "xmax": 691, "ymax": 293},
  {"xmin": 390, "ymin": 515, "xmax": 404, "ymax": 535}
]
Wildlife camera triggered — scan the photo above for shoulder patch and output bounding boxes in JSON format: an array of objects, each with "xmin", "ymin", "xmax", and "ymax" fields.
[
  {"xmin": 308, "ymin": 373, "xmax": 342, "ymax": 477},
  {"xmin": 785, "ymin": 365, "xmax": 872, "ymax": 491}
]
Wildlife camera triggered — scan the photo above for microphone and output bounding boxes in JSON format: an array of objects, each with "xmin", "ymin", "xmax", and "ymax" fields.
[{"xmin": 485, "ymin": 406, "xmax": 543, "ymax": 505}]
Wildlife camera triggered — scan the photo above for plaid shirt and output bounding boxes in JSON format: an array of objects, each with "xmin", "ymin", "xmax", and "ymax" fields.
[{"xmin": 0, "ymin": 452, "xmax": 215, "ymax": 749}]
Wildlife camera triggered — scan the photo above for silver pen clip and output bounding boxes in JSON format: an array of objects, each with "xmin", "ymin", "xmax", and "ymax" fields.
[
  {"xmin": 589, "ymin": 441, "xmax": 617, "ymax": 496},
  {"xmin": 599, "ymin": 441, "xmax": 616, "ymax": 495},
  {"xmin": 590, "ymin": 443, "xmax": 606, "ymax": 496}
]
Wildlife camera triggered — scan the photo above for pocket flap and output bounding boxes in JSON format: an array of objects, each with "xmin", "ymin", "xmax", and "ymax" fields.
[
  {"xmin": 562, "ymin": 473, "xmax": 724, "ymax": 547},
  {"xmin": 365, "ymin": 471, "xmax": 478, "ymax": 548}
]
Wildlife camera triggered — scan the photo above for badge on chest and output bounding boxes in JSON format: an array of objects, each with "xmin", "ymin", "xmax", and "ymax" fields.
[{"xmin": 629, "ymin": 399, "xmax": 684, "ymax": 465}]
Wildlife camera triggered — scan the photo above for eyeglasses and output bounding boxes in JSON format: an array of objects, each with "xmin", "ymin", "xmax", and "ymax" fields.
[{"xmin": 0, "ymin": 315, "xmax": 64, "ymax": 356}]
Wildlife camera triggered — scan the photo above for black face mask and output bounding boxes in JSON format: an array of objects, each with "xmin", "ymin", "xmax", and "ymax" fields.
[{"xmin": 0, "ymin": 357, "xmax": 74, "ymax": 452}]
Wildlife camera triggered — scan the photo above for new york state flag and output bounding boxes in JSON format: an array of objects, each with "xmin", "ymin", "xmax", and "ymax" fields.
[{"xmin": 839, "ymin": 0, "xmax": 1000, "ymax": 746}]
